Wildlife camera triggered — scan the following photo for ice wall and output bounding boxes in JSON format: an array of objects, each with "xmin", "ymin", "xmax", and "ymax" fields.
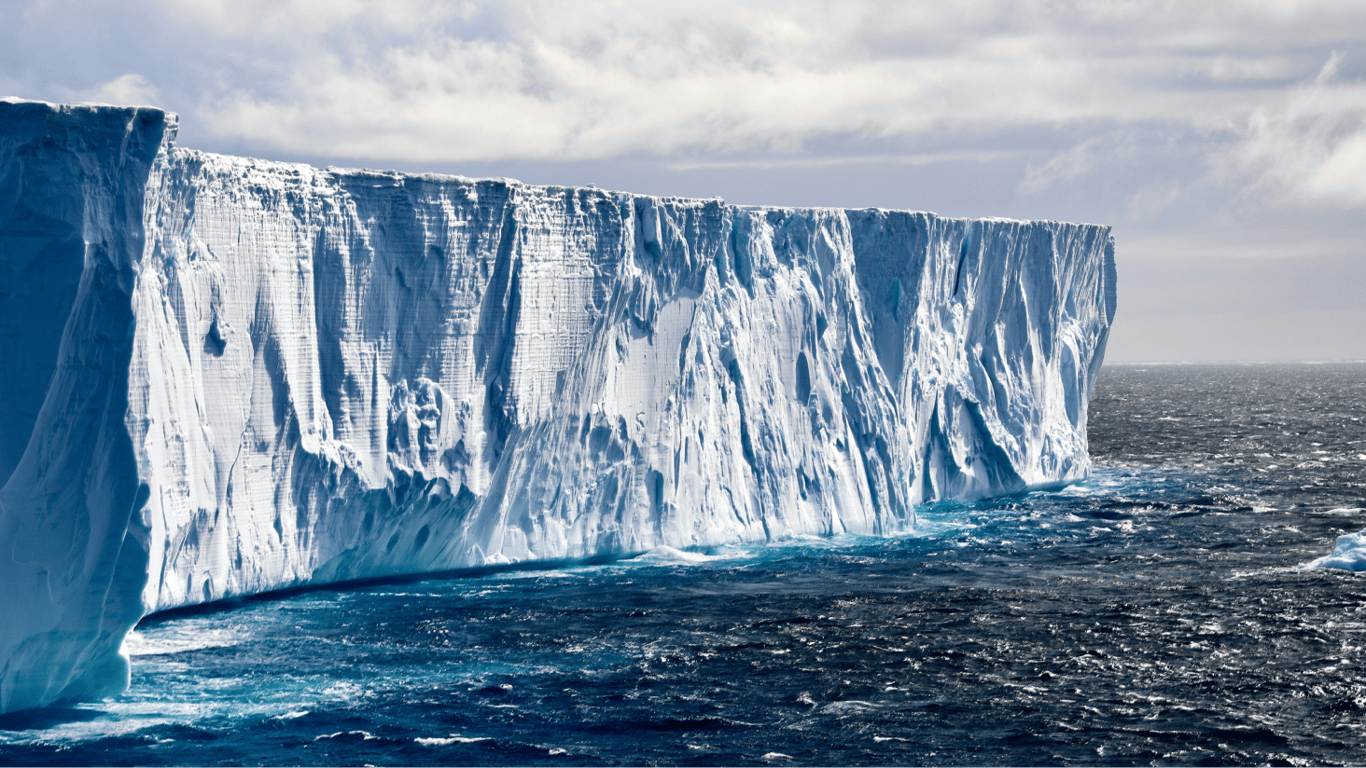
[{"xmin": 0, "ymin": 100, "xmax": 1117, "ymax": 713}]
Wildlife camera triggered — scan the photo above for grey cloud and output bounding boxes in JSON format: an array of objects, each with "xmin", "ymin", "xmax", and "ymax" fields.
[{"xmin": 6, "ymin": 3, "xmax": 1366, "ymax": 170}]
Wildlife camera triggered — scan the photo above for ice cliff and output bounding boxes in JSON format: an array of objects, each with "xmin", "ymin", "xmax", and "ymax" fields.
[{"xmin": 0, "ymin": 99, "xmax": 1117, "ymax": 713}]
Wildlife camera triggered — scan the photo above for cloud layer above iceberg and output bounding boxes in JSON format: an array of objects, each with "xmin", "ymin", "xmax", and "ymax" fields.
[{"xmin": 2, "ymin": 0, "xmax": 1364, "ymax": 209}]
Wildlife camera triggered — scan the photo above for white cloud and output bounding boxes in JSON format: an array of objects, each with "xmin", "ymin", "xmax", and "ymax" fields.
[
  {"xmin": 665, "ymin": 150, "xmax": 1020, "ymax": 172},
  {"xmin": 1228, "ymin": 57, "xmax": 1366, "ymax": 206},
  {"xmin": 80, "ymin": 73, "xmax": 161, "ymax": 106},
  {"xmin": 1121, "ymin": 232, "xmax": 1361, "ymax": 262},
  {"xmin": 1019, "ymin": 137, "xmax": 1104, "ymax": 193},
  {"xmin": 10, "ymin": 0, "xmax": 1366, "ymax": 211},
  {"xmin": 1303, "ymin": 130, "xmax": 1366, "ymax": 203},
  {"xmin": 102, "ymin": 0, "xmax": 1358, "ymax": 165}
]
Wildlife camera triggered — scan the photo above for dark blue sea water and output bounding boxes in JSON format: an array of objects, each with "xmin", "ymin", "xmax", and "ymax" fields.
[{"xmin": 2, "ymin": 363, "xmax": 1364, "ymax": 766}]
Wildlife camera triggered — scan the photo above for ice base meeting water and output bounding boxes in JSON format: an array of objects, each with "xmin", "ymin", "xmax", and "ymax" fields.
[{"xmin": 1, "ymin": 363, "xmax": 1364, "ymax": 765}]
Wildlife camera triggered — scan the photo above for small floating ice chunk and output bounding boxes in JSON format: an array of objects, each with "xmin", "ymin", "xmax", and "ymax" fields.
[{"xmin": 1307, "ymin": 530, "xmax": 1366, "ymax": 571}]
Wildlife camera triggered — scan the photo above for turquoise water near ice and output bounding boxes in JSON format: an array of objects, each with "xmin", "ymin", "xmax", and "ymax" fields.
[{"xmin": 1, "ymin": 364, "xmax": 1364, "ymax": 765}]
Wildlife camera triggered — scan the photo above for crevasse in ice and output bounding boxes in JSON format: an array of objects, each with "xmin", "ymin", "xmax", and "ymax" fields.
[{"xmin": 0, "ymin": 100, "xmax": 1117, "ymax": 713}]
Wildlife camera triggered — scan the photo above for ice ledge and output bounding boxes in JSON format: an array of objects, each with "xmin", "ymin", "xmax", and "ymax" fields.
[{"xmin": 0, "ymin": 100, "xmax": 1116, "ymax": 713}]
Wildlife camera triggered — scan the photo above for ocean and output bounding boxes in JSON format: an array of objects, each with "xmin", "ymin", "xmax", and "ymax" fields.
[{"xmin": 1, "ymin": 363, "xmax": 1363, "ymax": 766}]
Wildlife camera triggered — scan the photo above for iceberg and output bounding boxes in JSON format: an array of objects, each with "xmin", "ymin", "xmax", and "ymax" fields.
[{"xmin": 0, "ymin": 99, "xmax": 1117, "ymax": 713}]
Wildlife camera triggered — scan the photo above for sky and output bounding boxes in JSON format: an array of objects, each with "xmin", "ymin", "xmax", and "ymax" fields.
[{"xmin": 2, "ymin": 0, "xmax": 1363, "ymax": 363}]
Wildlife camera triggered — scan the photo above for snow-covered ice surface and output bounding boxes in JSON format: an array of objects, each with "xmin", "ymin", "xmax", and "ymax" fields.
[{"xmin": 0, "ymin": 100, "xmax": 1116, "ymax": 713}]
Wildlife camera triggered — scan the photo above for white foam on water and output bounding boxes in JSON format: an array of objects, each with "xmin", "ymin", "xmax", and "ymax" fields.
[
  {"xmin": 0, "ymin": 713, "xmax": 152, "ymax": 746},
  {"xmin": 821, "ymin": 700, "xmax": 880, "ymax": 715},
  {"xmin": 415, "ymin": 735, "xmax": 490, "ymax": 746},
  {"xmin": 0, "ymin": 692, "xmax": 301, "ymax": 747},
  {"xmin": 314, "ymin": 730, "xmax": 377, "ymax": 741},
  {"xmin": 317, "ymin": 681, "xmax": 369, "ymax": 707},
  {"xmin": 121, "ymin": 626, "xmax": 245, "ymax": 656},
  {"xmin": 635, "ymin": 546, "xmax": 722, "ymax": 565}
]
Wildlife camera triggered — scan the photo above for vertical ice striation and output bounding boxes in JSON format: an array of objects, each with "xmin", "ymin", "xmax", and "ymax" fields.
[{"xmin": 0, "ymin": 100, "xmax": 1117, "ymax": 713}]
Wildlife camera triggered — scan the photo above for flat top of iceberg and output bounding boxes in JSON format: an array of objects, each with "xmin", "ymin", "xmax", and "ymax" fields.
[{"xmin": 5, "ymin": 96, "xmax": 1103, "ymax": 227}]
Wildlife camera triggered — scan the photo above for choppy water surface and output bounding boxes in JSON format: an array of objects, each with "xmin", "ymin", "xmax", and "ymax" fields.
[{"xmin": 2, "ymin": 363, "xmax": 1365, "ymax": 766}]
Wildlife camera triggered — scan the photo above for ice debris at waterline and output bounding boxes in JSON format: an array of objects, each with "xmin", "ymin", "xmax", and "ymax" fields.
[{"xmin": 0, "ymin": 98, "xmax": 1117, "ymax": 714}]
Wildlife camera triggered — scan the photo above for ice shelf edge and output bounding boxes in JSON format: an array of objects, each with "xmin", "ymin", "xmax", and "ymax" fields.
[{"xmin": 0, "ymin": 100, "xmax": 1115, "ymax": 713}]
